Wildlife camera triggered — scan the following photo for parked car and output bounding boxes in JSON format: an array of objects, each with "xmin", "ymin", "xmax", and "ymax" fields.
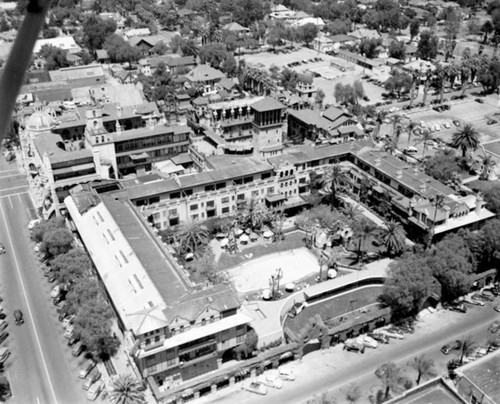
[
  {"xmin": 475, "ymin": 98, "xmax": 485, "ymax": 103},
  {"xmin": 79, "ymin": 360, "xmax": 96, "ymax": 379},
  {"xmin": 472, "ymin": 293, "xmax": 494, "ymax": 302},
  {"xmin": 86, "ymin": 381, "xmax": 104, "ymax": 401},
  {"xmin": 356, "ymin": 335, "xmax": 378, "ymax": 349},
  {"xmin": 0, "ymin": 320, "xmax": 7, "ymax": 332},
  {"xmin": 62, "ymin": 315, "xmax": 75, "ymax": 329},
  {"xmin": 494, "ymin": 305, "xmax": 500, "ymax": 313},
  {"xmin": 0, "ymin": 332, "xmax": 8, "ymax": 345},
  {"xmin": 379, "ymin": 328, "xmax": 404, "ymax": 340},
  {"xmin": 288, "ymin": 302, "xmax": 305, "ymax": 318},
  {"xmin": 28, "ymin": 219, "xmax": 41, "ymax": 230},
  {"xmin": 258, "ymin": 374, "xmax": 283, "ymax": 389},
  {"xmin": 47, "ymin": 273, "xmax": 57, "ymax": 283},
  {"xmin": 0, "ymin": 347, "xmax": 10, "ymax": 364},
  {"xmin": 64, "ymin": 325, "xmax": 74, "ymax": 339},
  {"xmin": 0, "ymin": 244, "xmax": 5, "ymax": 255},
  {"xmin": 50, "ymin": 285, "xmax": 61, "ymax": 299},
  {"xmin": 242, "ymin": 381, "xmax": 268, "ymax": 395},
  {"xmin": 453, "ymin": 120, "xmax": 461, "ymax": 127},
  {"xmin": 487, "ymin": 119, "xmax": 497, "ymax": 125},
  {"xmin": 13, "ymin": 310, "xmax": 23, "ymax": 326},
  {"xmin": 368, "ymin": 332, "xmax": 390, "ymax": 344},
  {"xmin": 441, "ymin": 339, "xmax": 461, "ymax": 354},
  {"xmin": 396, "ymin": 323, "xmax": 415, "ymax": 334},
  {"xmin": 343, "ymin": 339, "xmax": 365, "ymax": 353},
  {"xmin": 464, "ymin": 296, "xmax": 484, "ymax": 306},
  {"xmin": 443, "ymin": 122, "xmax": 451, "ymax": 129},
  {"xmin": 72, "ymin": 341, "xmax": 85, "ymax": 357},
  {"xmin": 67, "ymin": 335, "xmax": 80, "ymax": 347},
  {"xmin": 82, "ymin": 368, "xmax": 101, "ymax": 390}
]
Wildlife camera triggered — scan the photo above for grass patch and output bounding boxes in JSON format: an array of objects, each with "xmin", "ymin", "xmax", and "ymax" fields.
[{"xmin": 218, "ymin": 231, "xmax": 307, "ymax": 270}]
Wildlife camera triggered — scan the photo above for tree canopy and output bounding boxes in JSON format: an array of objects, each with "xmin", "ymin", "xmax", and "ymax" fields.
[{"xmin": 82, "ymin": 15, "xmax": 117, "ymax": 52}]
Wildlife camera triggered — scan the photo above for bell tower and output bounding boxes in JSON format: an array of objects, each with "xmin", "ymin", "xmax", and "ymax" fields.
[{"xmin": 84, "ymin": 106, "xmax": 110, "ymax": 146}]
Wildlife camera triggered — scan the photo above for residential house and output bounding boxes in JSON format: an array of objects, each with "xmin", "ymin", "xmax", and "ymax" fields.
[
  {"xmin": 33, "ymin": 36, "xmax": 81, "ymax": 55},
  {"xmin": 184, "ymin": 65, "xmax": 226, "ymax": 96}
]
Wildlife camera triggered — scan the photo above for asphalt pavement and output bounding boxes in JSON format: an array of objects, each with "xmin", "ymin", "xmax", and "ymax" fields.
[
  {"xmin": 0, "ymin": 157, "xmax": 88, "ymax": 404},
  {"xmin": 198, "ymin": 300, "xmax": 500, "ymax": 404}
]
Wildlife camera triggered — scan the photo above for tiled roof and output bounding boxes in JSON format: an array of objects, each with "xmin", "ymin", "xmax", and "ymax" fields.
[
  {"xmin": 222, "ymin": 22, "xmax": 248, "ymax": 31},
  {"xmin": 329, "ymin": 34, "xmax": 355, "ymax": 43},
  {"xmin": 251, "ymin": 97, "xmax": 285, "ymax": 112},
  {"xmin": 323, "ymin": 106, "xmax": 348, "ymax": 123}
]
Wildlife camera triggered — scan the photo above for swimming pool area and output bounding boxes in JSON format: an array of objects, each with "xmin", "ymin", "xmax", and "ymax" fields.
[{"xmin": 228, "ymin": 248, "xmax": 320, "ymax": 293}]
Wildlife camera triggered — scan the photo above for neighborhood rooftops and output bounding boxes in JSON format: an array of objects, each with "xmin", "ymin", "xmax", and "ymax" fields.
[
  {"xmin": 250, "ymin": 97, "xmax": 285, "ymax": 112},
  {"xmin": 185, "ymin": 65, "xmax": 226, "ymax": 83}
]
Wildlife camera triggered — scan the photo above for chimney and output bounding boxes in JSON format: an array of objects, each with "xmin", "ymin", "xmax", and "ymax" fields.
[
  {"xmin": 375, "ymin": 157, "xmax": 381, "ymax": 166},
  {"xmin": 413, "ymin": 166, "xmax": 419, "ymax": 175},
  {"xmin": 476, "ymin": 193, "xmax": 484, "ymax": 214},
  {"xmin": 419, "ymin": 183, "xmax": 427, "ymax": 193},
  {"xmin": 396, "ymin": 169, "xmax": 403, "ymax": 179}
]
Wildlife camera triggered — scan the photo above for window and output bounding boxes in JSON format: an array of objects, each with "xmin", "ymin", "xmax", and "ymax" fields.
[
  {"xmin": 221, "ymin": 197, "xmax": 229, "ymax": 204},
  {"xmin": 201, "ymin": 318, "xmax": 206, "ymax": 326},
  {"xmin": 146, "ymin": 338, "xmax": 151, "ymax": 345},
  {"xmin": 107, "ymin": 229, "xmax": 115, "ymax": 241},
  {"xmin": 205, "ymin": 184, "xmax": 215, "ymax": 192},
  {"xmin": 166, "ymin": 358, "xmax": 176, "ymax": 367},
  {"xmin": 206, "ymin": 200, "xmax": 215, "ymax": 208},
  {"xmin": 169, "ymin": 217, "xmax": 179, "ymax": 226},
  {"xmin": 190, "ymin": 204, "xmax": 198, "ymax": 211},
  {"xmin": 237, "ymin": 194, "xmax": 245, "ymax": 200},
  {"xmin": 184, "ymin": 189, "xmax": 193, "ymax": 196},
  {"xmin": 267, "ymin": 187, "xmax": 274, "ymax": 194},
  {"xmin": 216, "ymin": 182, "xmax": 226, "ymax": 190},
  {"xmin": 191, "ymin": 214, "xmax": 198, "ymax": 220},
  {"xmin": 169, "ymin": 208, "xmax": 178, "ymax": 216},
  {"xmin": 222, "ymin": 207, "xmax": 230, "ymax": 214},
  {"xmin": 251, "ymin": 190, "xmax": 259, "ymax": 197},
  {"xmin": 155, "ymin": 336, "xmax": 160, "ymax": 343}
]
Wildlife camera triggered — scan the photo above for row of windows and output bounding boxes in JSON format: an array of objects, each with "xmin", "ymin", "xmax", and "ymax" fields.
[{"xmin": 115, "ymin": 132, "xmax": 189, "ymax": 152}]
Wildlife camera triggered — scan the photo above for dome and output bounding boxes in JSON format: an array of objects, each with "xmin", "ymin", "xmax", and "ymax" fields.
[{"xmin": 26, "ymin": 109, "xmax": 55, "ymax": 133}]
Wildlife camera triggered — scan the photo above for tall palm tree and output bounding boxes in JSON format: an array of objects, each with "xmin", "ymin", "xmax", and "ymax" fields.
[
  {"xmin": 322, "ymin": 164, "xmax": 347, "ymax": 211},
  {"xmin": 177, "ymin": 220, "xmax": 209, "ymax": 255},
  {"xmin": 380, "ymin": 220, "xmax": 406, "ymax": 256},
  {"xmin": 342, "ymin": 202, "xmax": 362, "ymax": 225},
  {"xmin": 406, "ymin": 120, "xmax": 420, "ymax": 148},
  {"xmin": 479, "ymin": 153, "xmax": 496, "ymax": 180},
  {"xmin": 353, "ymin": 218, "xmax": 379, "ymax": 262},
  {"xmin": 417, "ymin": 129, "xmax": 434, "ymax": 159},
  {"xmin": 108, "ymin": 374, "xmax": 146, "ymax": 404},
  {"xmin": 373, "ymin": 110, "xmax": 388, "ymax": 140},
  {"xmin": 450, "ymin": 123, "xmax": 480, "ymax": 158},
  {"xmin": 459, "ymin": 336, "xmax": 476, "ymax": 365},
  {"xmin": 407, "ymin": 354, "xmax": 437, "ymax": 386},
  {"xmin": 391, "ymin": 114, "xmax": 404, "ymax": 147}
]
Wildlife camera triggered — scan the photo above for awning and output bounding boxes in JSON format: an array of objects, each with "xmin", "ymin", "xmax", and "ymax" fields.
[
  {"xmin": 52, "ymin": 162, "xmax": 95, "ymax": 175},
  {"xmin": 130, "ymin": 152, "xmax": 150, "ymax": 161},
  {"xmin": 265, "ymin": 194, "xmax": 286, "ymax": 203}
]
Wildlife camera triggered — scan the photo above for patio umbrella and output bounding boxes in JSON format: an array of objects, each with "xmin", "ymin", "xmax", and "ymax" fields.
[
  {"xmin": 216, "ymin": 232, "xmax": 226, "ymax": 239},
  {"xmin": 220, "ymin": 238, "xmax": 229, "ymax": 247},
  {"xmin": 240, "ymin": 234, "xmax": 250, "ymax": 243},
  {"xmin": 327, "ymin": 269, "xmax": 337, "ymax": 279},
  {"xmin": 235, "ymin": 228, "xmax": 244, "ymax": 236},
  {"xmin": 262, "ymin": 289, "xmax": 272, "ymax": 300},
  {"xmin": 249, "ymin": 232, "xmax": 258, "ymax": 241},
  {"xmin": 263, "ymin": 230, "xmax": 274, "ymax": 238},
  {"xmin": 185, "ymin": 252, "xmax": 194, "ymax": 261},
  {"xmin": 285, "ymin": 283, "xmax": 295, "ymax": 292}
]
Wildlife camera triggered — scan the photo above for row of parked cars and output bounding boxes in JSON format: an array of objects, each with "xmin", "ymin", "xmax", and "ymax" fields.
[
  {"xmin": 30, "ymin": 219, "xmax": 105, "ymax": 401},
  {"xmin": 343, "ymin": 323, "xmax": 415, "ymax": 354},
  {"xmin": 287, "ymin": 57, "xmax": 323, "ymax": 68},
  {"xmin": 241, "ymin": 369, "xmax": 295, "ymax": 395}
]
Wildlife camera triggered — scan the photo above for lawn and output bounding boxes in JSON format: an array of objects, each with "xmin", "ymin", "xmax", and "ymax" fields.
[{"xmin": 217, "ymin": 231, "xmax": 307, "ymax": 270}]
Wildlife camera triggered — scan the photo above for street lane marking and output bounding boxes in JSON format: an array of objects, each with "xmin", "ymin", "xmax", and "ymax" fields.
[
  {"xmin": 0, "ymin": 185, "xmax": 27, "ymax": 192},
  {"xmin": 0, "ymin": 169, "xmax": 19, "ymax": 175},
  {"xmin": 0, "ymin": 203, "xmax": 59, "ymax": 404},
  {"xmin": 8, "ymin": 196, "xmax": 12, "ymax": 209},
  {"xmin": 0, "ymin": 173, "xmax": 23, "ymax": 180},
  {"xmin": 0, "ymin": 192, "xmax": 28, "ymax": 199}
]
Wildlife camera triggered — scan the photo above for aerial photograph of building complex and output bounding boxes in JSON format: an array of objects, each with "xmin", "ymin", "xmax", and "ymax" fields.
[{"xmin": 0, "ymin": 0, "xmax": 500, "ymax": 403}]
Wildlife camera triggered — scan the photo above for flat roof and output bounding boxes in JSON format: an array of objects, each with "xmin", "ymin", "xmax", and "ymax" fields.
[
  {"xmin": 100, "ymin": 194, "xmax": 189, "ymax": 308},
  {"xmin": 251, "ymin": 97, "xmax": 285, "ymax": 112},
  {"xmin": 112, "ymin": 124, "xmax": 190, "ymax": 143},
  {"xmin": 461, "ymin": 350, "xmax": 500, "ymax": 403},
  {"xmin": 33, "ymin": 132, "xmax": 93, "ymax": 165},
  {"xmin": 386, "ymin": 378, "xmax": 466, "ymax": 404},
  {"xmin": 484, "ymin": 140, "xmax": 500, "ymax": 157}
]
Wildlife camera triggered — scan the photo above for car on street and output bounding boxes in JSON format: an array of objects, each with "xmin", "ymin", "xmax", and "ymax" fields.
[
  {"xmin": 62, "ymin": 315, "xmax": 75, "ymax": 329},
  {"xmin": 379, "ymin": 328, "xmax": 404, "ymax": 340},
  {"xmin": 0, "ymin": 347, "xmax": 10, "ymax": 364},
  {"xmin": 464, "ymin": 296, "xmax": 484, "ymax": 306},
  {"xmin": 288, "ymin": 302, "xmax": 305, "ymax": 318},
  {"xmin": 80, "ymin": 360, "xmax": 97, "ymax": 379},
  {"xmin": 475, "ymin": 98, "xmax": 485, "ymax": 103},
  {"xmin": 278, "ymin": 368, "xmax": 295, "ymax": 381},
  {"xmin": 82, "ymin": 368, "xmax": 101, "ymax": 390},
  {"xmin": 368, "ymin": 332, "xmax": 390, "ymax": 344},
  {"xmin": 443, "ymin": 122, "xmax": 451, "ymax": 129},
  {"xmin": 356, "ymin": 335, "xmax": 378, "ymax": 349},
  {"xmin": 0, "ymin": 244, "xmax": 5, "ymax": 255},
  {"xmin": 487, "ymin": 119, "xmax": 497, "ymax": 125},
  {"xmin": 28, "ymin": 219, "xmax": 41, "ymax": 230},
  {"xmin": 343, "ymin": 339, "xmax": 365, "ymax": 353},
  {"xmin": 67, "ymin": 335, "xmax": 79, "ymax": 347},
  {"xmin": 0, "ymin": 332, "xmax": 8, "ymax": 345},
  {"xmin": 86, "ymin": 381, "xmax": 104, "ymax": 401},
  {"xmin": 453, "ymin": 120, "xmax": 461, "ymax": 127},
  {"xmin": 445, "ymin": 302, "xmax": 467, "ymax": 313},
  {"xmin": 71, "ymin": 341, "xmax": 85, "ymax": 357},
  {"xmin": 0, "ymin": 320, "xmax": 7, "ymax": 332},
  {"xmin": 441, "ymin": 340, "xmax": 461, "ymax": 354},
  {"xmin": 472, "ymin": 293, "xmax": 494, "ymax": 302},
  {"xmin": 13, "ymin": 310, "xmax": 23, "ymax": 326},
  {"xmin": 242, "ymin": 381, "xmax": 268, "ymax": 395},
  {"xmin": 34, "ymin": 243, "xmax": 42, "ymax": 253},
  {"xmin": 64, "ymin": 325, "xmax": 74, "ymax": 339},
  {"xmin": 494, "ymin": 305, "xmax": 500, "ymax": 313}
]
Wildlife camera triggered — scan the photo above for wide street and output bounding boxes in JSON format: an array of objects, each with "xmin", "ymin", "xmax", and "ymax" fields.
[
  {"xmin": 0, "ymin": 157, "xmax": 88, "ymax": 404},
  {"xmin": 198, "ymin": 300, "xmax": 500, "ymax": 404}
]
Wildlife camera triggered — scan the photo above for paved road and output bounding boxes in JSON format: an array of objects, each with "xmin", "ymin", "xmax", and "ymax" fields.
[
  {"xmin": 0, "ymin": 157, "xmax": 88, "ymax": 404},
  {"xmin": 198, "ymin": 302, "xmax": 500, "ymax": 404}
]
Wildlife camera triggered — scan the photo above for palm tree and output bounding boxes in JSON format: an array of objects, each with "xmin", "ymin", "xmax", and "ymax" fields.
[
  {"xmin": 108, "ymin": 374, "xmax": 146, "ymax": 404},
  {"xmin": 408, "ymin": 354, "xmax": 437, "ymax": 386},
  {"xmin": 459, "ymin": 337, "xmax": 476, "ymax": 365},
  {"xmin": 342, "ymin": 202, "xmax": 362, "ymax": 225},
  {"xmin": 391, "ymin": 114, "xmax": 404, "ymax": 147},
  {"xmin": 479, "ymin": 153, "xmax": 495, "ymax": 181},
  {"xmin": 322, "ymin": 164, "xmax": 347, "ymax": 211},
  {"xmin": 353, "ymin": 218, "xmax": 379, "ymax": 262},
  {"xmin": 416, "ymin": 129, "xmax": 434, "ymax": 159},
  {"xmin": 380, "ymin": 220, "xmax": 406, "ymax": 256},
  {"xmin": 450, "ymin": 123, "xmax": 480, "ymax": 158},
  {"xmin": 406, "ymin": 120, "xmax": 420, "ymax": 148},
  {"xmin": 177, "ymin": 220, "xmax": 209, "ymax": 255},
  {"xmin": 373, "ymin": 109, "xmax": 388, "ymax": 140}
]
